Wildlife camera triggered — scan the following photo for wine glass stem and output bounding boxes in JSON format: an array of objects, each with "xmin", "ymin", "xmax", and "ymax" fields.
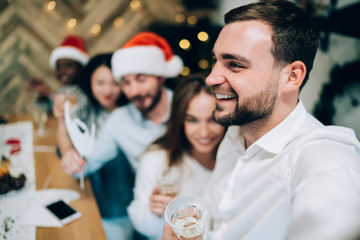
[{"xmin": 38, "ymin": 124, "xmax": 45, "ymax": 136}]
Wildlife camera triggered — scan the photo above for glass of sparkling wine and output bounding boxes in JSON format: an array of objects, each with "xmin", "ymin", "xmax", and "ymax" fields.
[
  {"xmin": 55, "ymin": 85, "xmax": 79, "ymax": 113},
  {"xmin": 32, "ymin": 98, "xmax": 49, "ymax": 136},
  {"xmin": 165, "ymin": 196, "xmax": 206, "ymax": 240},
  {"xmin": 158, "ymin": 167, "xmax": 180, "ymax": 197}
]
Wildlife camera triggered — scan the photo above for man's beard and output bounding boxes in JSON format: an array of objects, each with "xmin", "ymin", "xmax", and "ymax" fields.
[
  {"xmin": 213, "ymin": 81, "xmax": 278, "ymax": 127},
  {"xmin": 131, "ymin": 87, "xmax": 162, "ymax": 115}
]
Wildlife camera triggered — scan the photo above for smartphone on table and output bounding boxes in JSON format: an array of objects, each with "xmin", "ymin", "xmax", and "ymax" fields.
[{"xmin": 45, "ymin": 199, "xmax": 82, "ymax": 226}]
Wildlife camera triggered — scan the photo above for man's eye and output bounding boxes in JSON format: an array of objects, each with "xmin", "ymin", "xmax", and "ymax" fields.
[
  {"xmin": 65, "ymin": 63, "xmax": 74, "ymax": 68},
  {"xmin": 136, "ymin": 74, "xmax": 148, "ymax": 82},
  {"xmin": 120, "ymin": 81, "xmax": 129, "ymax": 86},
  {"xmin": 229, "ymin": 62, "xmax": 243, "ymax": 68}
]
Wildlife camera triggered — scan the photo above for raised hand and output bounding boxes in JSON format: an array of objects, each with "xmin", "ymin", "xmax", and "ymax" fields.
[
  {"xmin": 161, "ymin": 223, "xmax": 178, "ymax": 240},
  {"xmin": 27, "ymin": 77, "xmax": 52, "ymax": 98},
  {"xmin": 149, "ymin": 186, "xmax": 175, "ymax": 217},
  {"xmin": 61, "ymin": 149, "xmax": 85, "ymax": 175}
]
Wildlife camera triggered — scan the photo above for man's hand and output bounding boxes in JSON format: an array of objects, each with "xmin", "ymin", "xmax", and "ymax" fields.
[
  {"xmin": 149, "ymin": 186, "xmax": 175, "ymax": 217},
  {"xmin": 61, "ymin": 149, "xmax": 86, "ymax": 175},
  {"xmin": 27, "ymin": 77, "xmax": 52, "ymax": 98},
  {"xmin": 161, "ymin": 223, "xmax": 178, "ymax": 240}
]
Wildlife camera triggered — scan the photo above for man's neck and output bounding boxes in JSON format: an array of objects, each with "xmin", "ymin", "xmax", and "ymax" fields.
[
  {"xmin": 241, "ymin": 101, "xmax": 298, "ymax": 149},
  {"xmin": 146, "ymin": 87, "xmax": 168, "ymax": 125}
]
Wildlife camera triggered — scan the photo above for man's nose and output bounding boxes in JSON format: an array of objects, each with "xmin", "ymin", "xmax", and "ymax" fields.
[
  {"xmin": 56, "ymin": 66, "xmax": 66, "ymax": 76},
  {"xmin": 206, "ymin": 63, "xmax": 226, "ymax": 86},
  {"xmin": 127, "ymin": 82, "xmax": 142, "ymax": 98}
]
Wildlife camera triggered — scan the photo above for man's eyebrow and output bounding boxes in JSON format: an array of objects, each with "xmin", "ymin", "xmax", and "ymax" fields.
[
  {"xmin": 221, "ymin": 53, "xmax": 251, "ymax": 65},
  {"xmin": 211, "ymin": 51, "xmax": 251, "ymax": 66}
]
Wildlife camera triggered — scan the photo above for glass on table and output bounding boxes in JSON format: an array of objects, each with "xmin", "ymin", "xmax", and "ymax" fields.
[
  {"xmin": 165, "ymin": 196, "xmax": 206, "ymax": 240},
  {"xmin": 32, "ymin": 97, "xmax": 49, "ymax": 136}
]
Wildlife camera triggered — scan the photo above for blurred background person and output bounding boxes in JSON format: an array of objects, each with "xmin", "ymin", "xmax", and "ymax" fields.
[
  {"xmin": 27, "ymin": 34, "xmax": 89, "ymax": 112},
  {"xmin": 54, "ymin": 53, "xmax": 134, "ymax": 240},
  {"xmin": 61, "ymin": 32, "xmax": 183, "ymax": 240},
  {"xmin": 128, "ymin": 76, "xmax": 226, "ymax": 240},
  {"xmin": 61, "ymin": 32, "xmax": 183, "ymax": 177}
]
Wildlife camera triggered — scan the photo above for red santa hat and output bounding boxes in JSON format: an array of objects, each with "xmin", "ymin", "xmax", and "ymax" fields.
[
  {"xmin": 111, "ymin": 32, "xmax": 183, "ymax": 82},
  {"xmin": 49, "ymin": 35, "xmax": 90, "ymax": 69}
]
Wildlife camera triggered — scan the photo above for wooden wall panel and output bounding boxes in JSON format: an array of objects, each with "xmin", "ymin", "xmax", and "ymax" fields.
[{"xmin": 0, "ymin": 0, "xmax": 182, "ymax": 116}]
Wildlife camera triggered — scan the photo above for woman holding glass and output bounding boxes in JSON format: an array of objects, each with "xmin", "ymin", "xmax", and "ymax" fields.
[
  {"xmin": 53, "ymin": 53, "xmax": 135, "ymax": 240},
  {"xmin": 128, "ymin": 76, "xmax": 226, "ymax": 240}
]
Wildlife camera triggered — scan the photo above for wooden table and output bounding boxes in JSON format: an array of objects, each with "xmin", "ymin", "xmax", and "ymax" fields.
[{"xmin": 6, "ymin": 114, "xmax": 106, "ymax": 240}]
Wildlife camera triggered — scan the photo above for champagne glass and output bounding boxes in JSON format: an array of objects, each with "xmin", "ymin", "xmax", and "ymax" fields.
[
  {"xmin": 55, "ymin": 85, "xmax": 79, "ymax": 114},
  {"xmin": 165, "ymin": 196, "xmax": 206, "ymax": 240},
  {"xmin": 32, "ymin": 98, "xmax": 49, "ymax": 136},
  {"xmin": 157, "ymin": 167, "xmax": 180, "ymax": 197}
]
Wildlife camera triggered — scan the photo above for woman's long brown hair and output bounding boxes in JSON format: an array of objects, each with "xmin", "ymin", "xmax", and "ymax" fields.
[{"xmin": 152, "ymin": 75, "xmax": 213, "ymax": 167}]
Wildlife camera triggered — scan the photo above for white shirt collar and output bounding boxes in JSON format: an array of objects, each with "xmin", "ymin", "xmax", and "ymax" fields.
[{"xmin": 252, "ymin": 100, "xmax": 307, "ymax": 154}]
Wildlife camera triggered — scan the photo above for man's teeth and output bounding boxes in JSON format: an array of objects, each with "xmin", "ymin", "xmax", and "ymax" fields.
[{"xmin": 215, "ymin": 94, "xmax": 235, "ymax": 100}]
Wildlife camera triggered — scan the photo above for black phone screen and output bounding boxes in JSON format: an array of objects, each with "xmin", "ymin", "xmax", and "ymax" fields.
[{"xmin": 46, "ymin": 200, "xmax": 77, "ymax": 220}]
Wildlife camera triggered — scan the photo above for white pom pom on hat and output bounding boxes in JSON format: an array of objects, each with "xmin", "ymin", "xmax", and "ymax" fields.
[
  {"xmin": 49, "ymin": 35, "xmax": 90, "ymax": 69},
  {"xmin": 111, "ymin": 32, "xmax": 183, "ymax": 82}
]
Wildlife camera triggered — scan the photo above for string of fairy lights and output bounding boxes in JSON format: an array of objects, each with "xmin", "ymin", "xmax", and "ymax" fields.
[{"xmin": 42, "ymin": 0, "xmax": 215, "ymax": 76}]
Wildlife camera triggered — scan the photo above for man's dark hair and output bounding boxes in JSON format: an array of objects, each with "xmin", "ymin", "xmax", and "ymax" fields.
[{"xmin": 225, "ymin": 0, "xmax": 319, "ymax": 90}]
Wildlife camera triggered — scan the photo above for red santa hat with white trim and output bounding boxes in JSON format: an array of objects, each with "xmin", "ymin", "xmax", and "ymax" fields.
[
  {"xmin": 49, "ymin": 35, "xmax": 90, "ymax": 69},
  {"xmin": 111, "ymin": 32, "xmax": 183, "ymax": 82}
]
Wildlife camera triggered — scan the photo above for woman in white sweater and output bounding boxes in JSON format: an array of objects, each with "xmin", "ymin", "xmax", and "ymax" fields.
[{"xmin": 128, "ymin": 76, "xmax": 226, "ymax": 240}]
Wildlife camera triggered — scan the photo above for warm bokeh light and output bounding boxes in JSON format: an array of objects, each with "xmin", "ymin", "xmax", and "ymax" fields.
[
  {"xmin": 179, "ymin": 39, "xmax": 191, "ymax": 50},
  {"xmin": 91, "ymin": 24, "xmax": 101, "ymax": 36},
  {"xmin": 67, "ymin": 18, "xmax": 77, "ymax": 29},
  {"xmin": 197, "ymin": 31, "xmax": 209, "ymax": 42},
  {"xmin": 47, "ymin": 1, "xmax": 56, "ymax": 11},
  {"xmin": 187, "ymin": 15, "xmax": 197, "ymax": 25},
  {"xmin": 175, "ymin": 13, "xmax": 186, "ymax": 23},
  {"xmin": 180, "ymin": 66, "xmax": 190, "ymax": 76},
  {"xmin": 198, "ymin": 59, "xmax": 209, "ymax": 69},
  {"xmin": 113, "ymin": 17, "xmax": 125, "ymax": 28},
  {"xmin": 130, "ymin": 0, "xmax": 142, "ymax": 11}
]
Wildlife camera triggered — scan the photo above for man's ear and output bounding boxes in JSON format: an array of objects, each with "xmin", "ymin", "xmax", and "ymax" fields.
[{"xmin": 282, "ymin": 61, "xmax": 306, "ymax": 93}]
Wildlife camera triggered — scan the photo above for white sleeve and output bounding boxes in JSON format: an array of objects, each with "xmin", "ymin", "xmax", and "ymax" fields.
[
  {"xmin": 127, "ymin": 150, "xmax": 167, "ymax": 238},
  {"xmin": 288, "ymin": 140, "xmax": 360, "ymax": 240},
  {"xmin": 82, "ymin": 116, "xmax": 119, "ymax": 175}
]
